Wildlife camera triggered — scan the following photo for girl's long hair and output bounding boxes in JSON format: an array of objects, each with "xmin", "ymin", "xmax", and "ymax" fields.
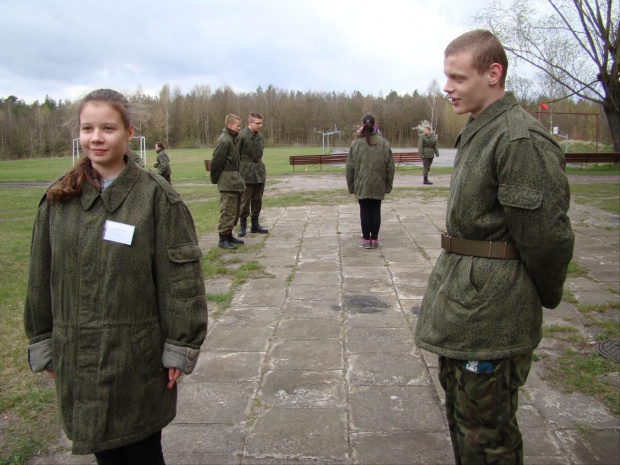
[
  {"xmin": 47, "ymin": 89, "xmax": 131, "ymax": 203},
  {"xmin": 358, "ymin": 114, "xmax": 377, "ymax": 146}
]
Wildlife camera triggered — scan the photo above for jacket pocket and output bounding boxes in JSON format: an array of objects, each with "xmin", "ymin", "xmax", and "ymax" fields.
[
  {"xmin": 167, "ymin": 243, "xmax": 204, "ymax": 297},
  {"xmin": 131, "ymin": 326, "xmax": 164, "ymax": 377},
  {"xmin": 498, "ymin": 184, "xmax": 543, "ymax": 210}
]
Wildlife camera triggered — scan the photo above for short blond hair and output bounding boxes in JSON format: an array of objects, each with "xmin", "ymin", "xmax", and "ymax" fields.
[
  {"xmin": 445, "ymin": 29, "xmax": 508, "ymax": 88},
  {"xmin": 225, "ymin": 114, "xmax": 240, "ymax": 126}
]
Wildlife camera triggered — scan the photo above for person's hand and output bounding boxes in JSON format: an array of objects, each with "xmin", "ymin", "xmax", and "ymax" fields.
[
  {"xmin": 45, "ymin": 369, "xmax": 55, "ymax": 379},
  {"xmin": 154, "ymin": 163, "xmax": 159, "ymax": 168},
  {"xmin": 167, "ymin": 368, "xmax": 182, "ymax": 389}
]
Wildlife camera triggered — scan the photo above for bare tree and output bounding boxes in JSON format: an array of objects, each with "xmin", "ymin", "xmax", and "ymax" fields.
[{"xmin": 475, "ymin": 0, "xmax": 619, "ymax": 151}]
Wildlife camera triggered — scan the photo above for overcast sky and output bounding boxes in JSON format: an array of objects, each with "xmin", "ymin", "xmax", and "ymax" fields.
[{"xmin": 0, "ymin": 0, "xmax": 484, "ymax": 104}]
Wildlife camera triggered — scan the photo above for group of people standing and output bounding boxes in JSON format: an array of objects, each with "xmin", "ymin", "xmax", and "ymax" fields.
[
  {"xmin": 24, "ymin": 28, "xmax": 574, "ymax": 465},
  {"xmin": 209, "ymin": 112, "xmax": 269, "ymax": 250}
]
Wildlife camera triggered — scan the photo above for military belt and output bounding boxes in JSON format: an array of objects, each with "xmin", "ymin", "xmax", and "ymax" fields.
[
  {"xmin": 222, "ymin": 166, "xmax": 239, "ymax": 171},
  {"xmin": 441, "ymin": 233, "xmax": 520, "ymax": 260}
]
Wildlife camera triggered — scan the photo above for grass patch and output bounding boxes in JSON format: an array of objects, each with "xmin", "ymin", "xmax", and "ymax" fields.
[
  {"xmin": 587, "ymin": 320, "xmax": 620, "ymax": 340},
  {"xmin": 567, "ymin": 260, "xmax": 589, "ymax": 278},
  {"xmin": 392, "ymin": 186, "xmax": 450, "ymax": 199},
  {"xmin": 566, "ymin": 164, "xmax": 620, "ymax": 175},
  {"xmin": 546, "ymin": 350, "xmax": 620, "ymax": 417},
  {"xmin": 267, "ymin": 189, "xmax": 351, "ymax": 207},
  {"xmin": 578, "ymin": 304, "xmax": 609, "ymax": 316},
  {"xmin": 569, "ymin": 183, "xmax": 620, "ymax": 215},
  {"xmin": 542, "ymin": 325, "xmax": 579, "ymax": 337},
  {"xmin": 566, "ymin": 141, "xmax": 615, "ymax": 153},
  {"xmin": 562, "ymin": 289, "xmax": 579, "ymax": 304}
]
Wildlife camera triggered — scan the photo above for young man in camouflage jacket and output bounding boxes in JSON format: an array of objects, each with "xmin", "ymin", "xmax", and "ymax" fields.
[
  {"xmin": 210, "ymin": 114, "xmax": 245, "ymax": 249},
  {"xmin": 415, "ymin": 30, "xmax": 574, "ymax": 464}
]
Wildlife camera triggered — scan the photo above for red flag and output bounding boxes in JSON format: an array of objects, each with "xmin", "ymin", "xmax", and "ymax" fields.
[{"xmin": 539, "ymin": 103, "xmax": 548, "ymax": 110}]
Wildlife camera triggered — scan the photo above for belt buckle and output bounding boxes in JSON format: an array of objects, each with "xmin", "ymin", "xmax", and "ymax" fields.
[{"xmin": 442, "ymin": 232, "xmax": 451, "ymax": 252}]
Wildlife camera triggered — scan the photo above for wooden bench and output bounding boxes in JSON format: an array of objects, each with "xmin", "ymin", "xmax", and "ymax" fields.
[
  {"xmin": 288, "ymin": 153, "xmax": 348, "ymax": 171},
  {"xmin": 392, "ymin": 152, "xmax": 422, "ymax": 168},
  {"xmin": 564, "ymin": 152, "xmax": 619, "ymax": 166},
  {"xmin": 288, "ymin": 151, "xmax": 423, "ymax": 171}
]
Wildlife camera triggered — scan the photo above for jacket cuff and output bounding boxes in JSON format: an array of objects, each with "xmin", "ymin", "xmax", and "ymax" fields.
[
  {"xmin": 162, "ymin": 342, "xmax": 200, "ymax": 374},
  {"xmin": 28, "ymin": 338, "xmax": 53, "ymax": 372}
]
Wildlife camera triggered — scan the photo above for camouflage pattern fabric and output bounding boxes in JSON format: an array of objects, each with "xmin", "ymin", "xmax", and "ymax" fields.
[
  {"xmin": 219, "ymin": 191, "xmax": 241, "ymax": 235},
  {"xmin": 418, "ymin": 133, "xmax": 439, "ymax": 158},
  {"xmin": 346, "ymin": 132, "xmax": 395, "ymax": 200},
  {"xmin": 238, "ymin": 127, "xmax": 266, "ymax": 184},
  {"xmin": 416, "ymin": 93, "xmax": 574, "ymax": 361},
  {"xmin": 155, "ymin": 150, "xmax": 171, "ymax": 177},
  {"xmin": 439, "ymin": 353, "xmax": 532, "ymax": 465},
  {"xmin": 422, "ymin": 157, "xmax": 433, "ymax": 176},
  {"xmin": 240, "ymin": 182, "xmax": 265, "ymax": 219}
]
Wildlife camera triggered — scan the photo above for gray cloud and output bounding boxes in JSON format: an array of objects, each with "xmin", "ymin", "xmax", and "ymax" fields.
[{"xmin": 0, "ymin": 0, "xmax": 478, "ymax": 103}]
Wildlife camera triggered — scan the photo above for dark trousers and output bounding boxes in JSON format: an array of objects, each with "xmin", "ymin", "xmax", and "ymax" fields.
[
  {"xmin": 358, "ymin": 199, "xmax": 382, "ymax": 240},
  {"xmin": 439, "ymin": 353, "xmax": 533, "ymax": 465},
  {"xmin": 94, "ymin": 430, "xmax": 165, "ymax": 465},
  {"xmin": 240, "ymin": 182, "xmax": 265, "ymax": 219}
]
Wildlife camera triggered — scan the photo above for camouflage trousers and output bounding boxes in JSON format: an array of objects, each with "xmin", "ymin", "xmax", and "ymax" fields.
[
  {"xmin": 439, "ymin": 352, "xmax": 533, "ymax": 465},
  {"xmin": 218, "ymin": 191, "xmax": 241, "ymax": 235},
  {"xmin": 422, "ymin": 157, "xmax": 433, "ymax": 176},
  {"xmin": 240, "ymin": 183, "xmax": 265, "ymax": 219}
]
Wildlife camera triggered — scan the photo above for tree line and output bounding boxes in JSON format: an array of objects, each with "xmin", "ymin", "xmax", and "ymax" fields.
[{"xmin": 0, "ymin": 83, "xmax": 613, "ymax": 161}]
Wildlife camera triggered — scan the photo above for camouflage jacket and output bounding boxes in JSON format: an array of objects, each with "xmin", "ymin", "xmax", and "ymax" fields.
[
  {"xmin": 238, "ymin": 127, "xmax": 266, "ymax": 184},
  {"xmin": 210, "ymin": 128, "xmax": 245, "ymax": 192},
  {"xmin": 24, "ymin": 159, "xmax": 208, "ymax": 454},
  {"xmin": 416, "ymin": 93, "xmax": 574, "ymax": 360},
  {"xmin": 346, "ymin": 133, "xmax": 395, "ymax": 200},
  {"xmin": 418, "ymin": 134, "xmax": 439, "ymax": 158},
  {"xmin": 155, "ymin": 149, "xmax": 171, "ymax": 176}
]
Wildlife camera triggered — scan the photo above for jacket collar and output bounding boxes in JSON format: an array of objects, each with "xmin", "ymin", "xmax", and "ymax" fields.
[
  {"xmin": 80, "ymin": 156, "xmax": 141, "ymax": 212},
  {"xmin": 454, "ymin": 92, "xmax": 517, "ymax": 148}
]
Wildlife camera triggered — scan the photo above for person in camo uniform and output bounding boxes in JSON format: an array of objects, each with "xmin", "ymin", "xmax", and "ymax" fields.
[
  {"xmin": 346, "ymin": 113, "xmax": 395, "ymax": 249},
  {"xmin": 237, "ymin": 112, "xmax": 268, "ymax": 237},
  {"xmin": 154, "ymin": 142, "xmax": 171, "ymax": 183},
  {"xmin": 210, "ymin": 114, "xmax": 245, "ymax": 250},
  {"xmin": 415, "ymin": 30, "xmax": 574, "ymax": 464},
  {"xmin": 417, "ymin": 125, "xmax": 439, "ymax": 185}
]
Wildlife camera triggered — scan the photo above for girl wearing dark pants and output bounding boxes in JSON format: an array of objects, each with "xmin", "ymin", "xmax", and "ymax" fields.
[
  {"xmin": 94, "ymin": 431, "xmax": 164, "ymax": 465},
  {"xmin": 346, "ymin": 114, "xmax": 395, "ymax": 249},
  {"xmin": 358, "ymin": 198, "xmax": 382, "ymax": 243},
  {"xmin": 24, "ymin": 89, "xmax": 207, "ymax": 464}
]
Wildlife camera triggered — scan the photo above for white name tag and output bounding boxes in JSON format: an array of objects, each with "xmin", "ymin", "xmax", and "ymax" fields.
[{"xmin": 102, "ymin": 220, "xmax": 135, "ymax": 246}]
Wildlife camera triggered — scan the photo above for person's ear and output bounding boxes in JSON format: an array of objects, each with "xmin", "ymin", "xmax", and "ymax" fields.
[
  {"xmin": 126, "ymin": 125, "xmax": 134, "ymax": 141},
  {"xmin": 488, "ymin": 63, "xmax": 503, "ymax": 86}
]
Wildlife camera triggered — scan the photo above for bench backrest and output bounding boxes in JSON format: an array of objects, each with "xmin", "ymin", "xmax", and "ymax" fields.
[{"xmin": 564, "ymin": 152, "xmax": 619, "ymax": 164}]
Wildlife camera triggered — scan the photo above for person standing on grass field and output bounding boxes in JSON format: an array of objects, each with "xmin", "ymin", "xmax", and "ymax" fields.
[
  {"xmin": 346, "ymin": 113, "xmax": 395, "ymax": 249},
  {"xmin": 415, "ymin": 30, "xmax": 574, "ymax": 464},
  {"xmin": 210, "ymin": 114, "xmax": 245, "ymax": 250},
  {"xmin": 418, "ymin": 125, "xmax": 439, "ymax": 184},
  {"xmin": 237, "ymin": 112, "xmax": 268, "ymax": 237},
  {"xmin": 24, "ymin": 88, "xmax": 208, "ymax": 464},
  {"xmin": 154, "ymin": 141, "xmax": 171, "ymax": 183}
]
